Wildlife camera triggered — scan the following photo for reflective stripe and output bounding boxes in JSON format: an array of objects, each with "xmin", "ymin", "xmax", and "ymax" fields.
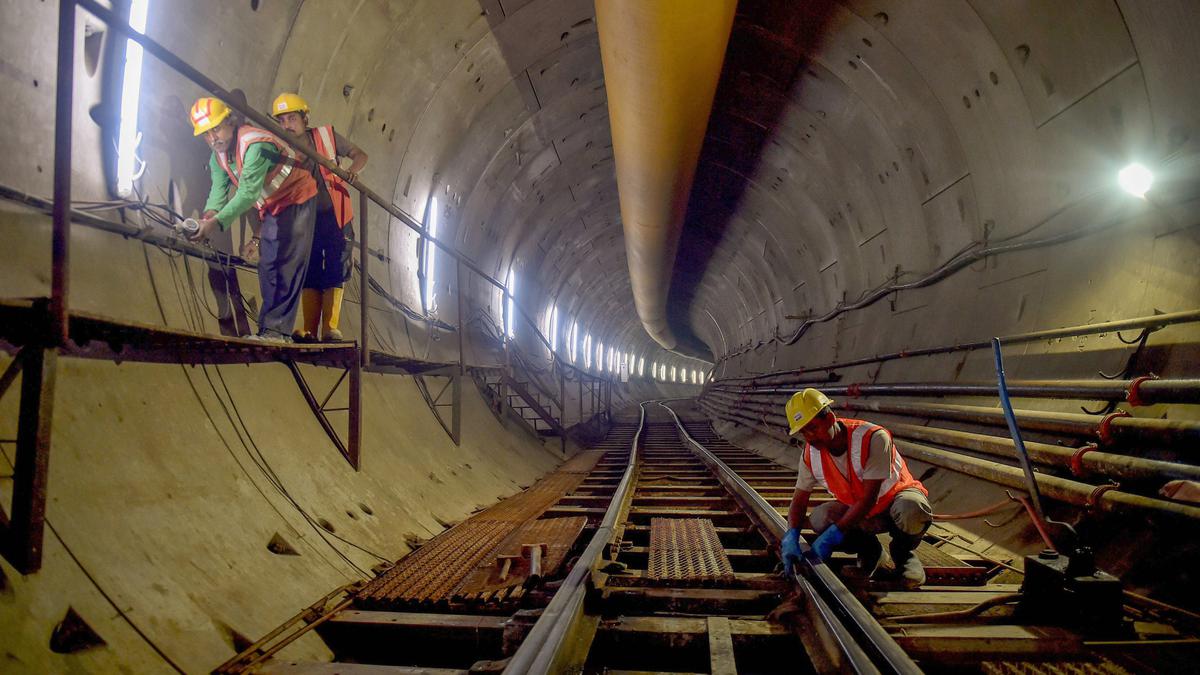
[
  {"xmin": 313, "ymin": 126, "xmax": 336, "ymax": 161},
  {"xmin": 849, "ymin": 423, "xmax": 873, "ymax": 476},
  {"xmin": 807, "ymin": 444, "xmax": 825, "ymax": 486}
]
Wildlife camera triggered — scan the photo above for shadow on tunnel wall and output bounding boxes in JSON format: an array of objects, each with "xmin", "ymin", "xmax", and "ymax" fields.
[{"xmin": 670, "ymin": 0, "xmax": 838, "ymax": 351}]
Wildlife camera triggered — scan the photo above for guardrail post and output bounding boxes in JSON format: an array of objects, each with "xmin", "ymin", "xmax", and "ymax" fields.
[
  {"xmin": 51, "ymin": 0, "xmax": 75, "ymax": 346},
  {"xmin": 358, "ymin": 191, "xmax": 370, "ymax": 368}
]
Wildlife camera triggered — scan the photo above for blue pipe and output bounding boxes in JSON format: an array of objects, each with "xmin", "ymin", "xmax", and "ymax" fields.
[{"xmin": 991, "ymin": 338, "xmax": 1052, "ymax": 531}]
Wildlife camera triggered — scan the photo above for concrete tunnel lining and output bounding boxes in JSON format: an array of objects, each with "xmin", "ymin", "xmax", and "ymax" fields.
[{"xmin": 1, "ymin": 0, "xmax": 1199, "ymax": 671}]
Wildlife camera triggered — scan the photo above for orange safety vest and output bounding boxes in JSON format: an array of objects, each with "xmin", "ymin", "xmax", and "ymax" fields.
[
  {"xmin": 309, "ymin": 125, "xmax": 354, "ymax": 228},
  {"xmin": 214, "ymin": 125, "xmax": 317, "ymax": 218},
  {"xmin": 801, "ymin": 418, "xmax": 927, "ymax": 517}
]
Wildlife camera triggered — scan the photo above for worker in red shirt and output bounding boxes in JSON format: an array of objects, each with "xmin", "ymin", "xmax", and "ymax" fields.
[
  {"xmin": 780, "ymin": 388, "xmax": 933, "ymax": 588},
  {"xmin": 272, "ymin": 93, "xmax": 367, "ymax": 343},
  {"xmin": 189, "ymin": 97, "xmax": 318, "ymax": 342}
]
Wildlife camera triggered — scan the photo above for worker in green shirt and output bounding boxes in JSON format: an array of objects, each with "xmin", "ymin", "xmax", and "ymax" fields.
[{"xmin": 188, "ymin": 97, "xmax": 318, "ymax": 342}]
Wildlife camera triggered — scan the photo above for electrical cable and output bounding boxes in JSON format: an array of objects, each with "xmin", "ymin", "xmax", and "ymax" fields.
[{"xmin": 0, "ymin": 445, "xmax": 188, "ymax": 674}]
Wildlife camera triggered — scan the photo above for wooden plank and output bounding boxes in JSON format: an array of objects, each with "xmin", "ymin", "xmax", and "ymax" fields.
[
  {"xmin": 891, "ymin": 625, "xmax": 1082, "ymax": 661},
  {"xmin": 603, "ymin": 615, "xmax": 789, "ymax": 637},
  {"xmin": 870, "ymin": 591, "xmax": 1014, "ymax": 605},
  {"xmin": 707, "ymin": 617, "xmax": 737, "ymax": 675},
  {"xmin": 261, "ymin": 664, "xmax": 466, "ymax": 675},
  {"xmin": 327, "ymin": 610, "xmax": 508, "ymax": 631}
]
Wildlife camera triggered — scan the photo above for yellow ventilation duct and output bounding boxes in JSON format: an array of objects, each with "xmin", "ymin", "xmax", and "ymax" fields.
[{"xmin": 596, "ymin": 0, "xmax": 737, "ymax": 350}]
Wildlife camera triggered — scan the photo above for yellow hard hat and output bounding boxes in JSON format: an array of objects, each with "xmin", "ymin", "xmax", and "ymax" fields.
[
  {"xmin": 785, "ymin": 388, "xmax": 835, "ymax": 436},
  {"xmin": 272, "ymin": 92, "xmax": 309, "ymax": 117},
  {"xmin": 190, "ymin": 97, "xmax": 231, "ymax": 136}
]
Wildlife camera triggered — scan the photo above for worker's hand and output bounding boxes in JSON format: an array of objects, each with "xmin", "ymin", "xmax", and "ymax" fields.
[
  {"xmin": 345, "ymin": 171, "xmax": 359, "ymax": 185},
  {"xmin": 189, "ymin": 216, "xmax": 220, "ymax": 242},
  {"xmin": 810, "ymin": 524, "xmax": 844, "ymax": 562},
  {"xmin": 780, "ymin": 527, "xmax": 802, "ymax": 577}
]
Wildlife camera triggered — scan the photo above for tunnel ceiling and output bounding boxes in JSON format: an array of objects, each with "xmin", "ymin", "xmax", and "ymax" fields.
[{"xmin": 270, "ymin": 0, "xmax": 1191, "ymax": 370}]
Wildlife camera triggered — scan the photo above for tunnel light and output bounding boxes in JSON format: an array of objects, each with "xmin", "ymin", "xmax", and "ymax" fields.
[
  {"xmin": 637, "ymin": 356, "xmax": 645, "ymax": 377},
  {"xmin": 598, "ymin": 342, "xmax": 606, "ymax": 371},
  {"xmin": 547, "ymin": 303, "xmax": 558, "ymax": 353},
  {"xmin": 583, "ymin": 333, "xmax": 592, "ymax": 368},
  {"xmin": 504, "ymin": 268, "xmax": 516, "ymax": 338},
  {"xmin": 423, "ymin": 197, "xmax": 438, "ymax": 311},
  {"xmin": 671, "ymin": 366, "xmax": 677, "ymax": 382},
  {"xmin": 1118, "ymin": 163, "xmax": 1154, "ymax": 198},
  {"xmin": 568, "ymin": 320, "xmax": 578, "ymax": 362},
  {"xmin": 115, "ymin": 0, "xmax": 151, "ymax": 197}
]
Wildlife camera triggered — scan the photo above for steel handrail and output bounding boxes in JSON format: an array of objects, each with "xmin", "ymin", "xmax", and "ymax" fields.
[
  {"xmin": 659, "ymin": 400, "xmax": 921, "ymax": 675},
  {"xmin": 70, "ymin": 0, "xmax": 604, "ymax": 375}
]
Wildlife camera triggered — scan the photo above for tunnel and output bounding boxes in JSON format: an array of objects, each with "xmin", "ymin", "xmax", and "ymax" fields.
[{"xmin": 1, "ymin": 1, "xmax": 1198, "ymax": 673}]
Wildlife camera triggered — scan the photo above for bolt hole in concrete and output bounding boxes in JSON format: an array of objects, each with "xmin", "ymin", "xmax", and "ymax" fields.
[
  {"xmin": 250, "ymin": 0, "xmax": 259, "ymax": 11},
  {"xmin": 346, "ymin": 509, "xmax": 359, "ymax": 520},
  {"xmin": 267, "ymin": 532, "xmax": 300, "ymax": 556},
  {"xmin": 990, "ymin": 71, "xmax": 999, "ymax": 85},
  {"xmin": 359, "ymin": 502, "xmax": 374, "ymax": 515},
  {"xmin": 83, "ymin": 24, "xmax": 103, "ymax": 77},
  {"xmin": 318, "ymin": 518, "xmax": 337, "ymax": 533},
  {"xmin": 49, "ymin": 607, "xmax": 106, "ymax": 654}
]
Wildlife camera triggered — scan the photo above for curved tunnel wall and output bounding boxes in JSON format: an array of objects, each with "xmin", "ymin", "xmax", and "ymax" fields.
[{"xmin": 1, "ymin": 0, "xmax": 1199, "ymax": 671}]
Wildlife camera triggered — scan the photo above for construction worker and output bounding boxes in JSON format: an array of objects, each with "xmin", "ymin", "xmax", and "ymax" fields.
[
  {"xmin": 189, "ymin": 97, "xmax": 318, "ymax": 342},
  {"xmin": 272, "ymin": 93, "xmax": 368, "ymax": 343},
  {"xmin": 780, "ymin": 388, "xmax": 932, "ymax": 588}
]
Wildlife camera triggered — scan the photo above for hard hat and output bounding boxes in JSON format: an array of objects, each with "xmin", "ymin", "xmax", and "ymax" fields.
[
  {"xmin": 190, "ymin": 97, "xmax": 231, "ymax": 136},
  {"xmin": 785, "ymin": 388, "xmax": 835, "ymax": 436},
  {"xmin": 272, "ymin": 92, "xmax": 309, "ymax": 117}
]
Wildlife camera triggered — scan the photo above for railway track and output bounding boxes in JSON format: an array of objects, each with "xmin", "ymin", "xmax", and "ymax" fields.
[{"xmin": 240, "ymin": 401, "xmax": 1199, "ymax": 675}]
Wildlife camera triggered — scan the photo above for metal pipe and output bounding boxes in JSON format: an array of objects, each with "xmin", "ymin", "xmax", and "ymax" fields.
[
  {"xmin": 832, "ymin": 399, "xmax": 1200, "ymax": 451},
  {"xmin": 697, "ymin": 401, "xmax": 1200, "ymax": 521},
  {"xmin": 992, "ymin": 339, "xmax": 1050, "ymax": 532},
  {"xmin": 717, "ymin": 308, "xmax": 1200, "ymax": 382},
  {"xmin": 595, "ymin": 0, "xmax": 737, "ymax": 349},
  {"xmin": 708, "ymin": 378, "xmax": 1200, "ymax": 405},
  {"xmin": 701, "ymin": 393, "xmax": 1200, "ymax": 482},
  {"xmin": 897, "ymin": 440, "xmax": 1200, "ymax": 522},
  {"xmin": 51, "ymin": 0, "xmax": 76, "ymax": 345},
  {"xmin": 888, "ymin": 423, "xmax": 1200, "ymax": 483}
]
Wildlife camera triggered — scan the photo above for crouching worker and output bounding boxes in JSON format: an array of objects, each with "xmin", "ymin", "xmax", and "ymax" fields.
[
  {"xmin": 272, "ymin": 93, "xmax": 368, "ymax": 343},
  {"xmin": 189, "ymin": 97, "xmax": 318, "ymax": 342},
  {"xmin": 779, "ymin": 388, "xmax": 932, "ymax": 588}
]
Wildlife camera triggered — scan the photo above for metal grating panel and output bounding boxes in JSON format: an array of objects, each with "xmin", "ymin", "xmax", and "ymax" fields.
[
  {"xmin": 456, "ymin": 516, "xmax": 588, "ymax": 595},
  {"xmin": 916, "ymin": 542, "xmax": 989, "ymax": 586},
  {"xmin": 982, "ymin": 658, "xmax": 1129, "ymax": 674},
  {"xmin": 647, "ymin": 518, "xmax": 734, "ymax": 584},
  {"xmin": 356, "ymin": 450, "xmax": 608, "ymax": 608}
]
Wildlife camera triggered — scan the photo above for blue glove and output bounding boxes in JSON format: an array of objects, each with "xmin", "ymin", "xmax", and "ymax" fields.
[
  {"xmin": 811, "ymin": 524, "xmax": 845, "ymax": 562},
  {"xmin": 780, "ymin": 527, "xmax": 802, "ymax": 576}
]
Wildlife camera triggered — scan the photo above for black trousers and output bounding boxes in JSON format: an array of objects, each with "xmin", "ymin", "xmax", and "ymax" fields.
[
  {"xmin": 204, "ymin": 223, "xmax": 251, "ymax": 337},
  {"xmin": 304, "ymin": 209, "xmax": 353, "ymax": 290},
  {"xmin": 257, "ymin": 198, "xmax": 316, "ymax": 336}
]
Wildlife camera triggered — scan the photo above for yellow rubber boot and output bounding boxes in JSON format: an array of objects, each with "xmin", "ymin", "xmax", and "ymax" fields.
[
  {"xmin": 322, "ymin": 287, "xmax": 345, "ymax": 342},
  {"xmin": 295, "ymin": 288, "xmax": 320, "ymax": 342}
]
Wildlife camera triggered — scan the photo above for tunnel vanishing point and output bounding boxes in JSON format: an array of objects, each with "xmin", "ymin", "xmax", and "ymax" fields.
[{"xmin": 1, "ymin": 1, "xmax": 1200, "ymax": 673}]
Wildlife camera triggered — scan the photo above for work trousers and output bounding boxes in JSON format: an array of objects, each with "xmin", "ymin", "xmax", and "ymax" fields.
[
  {"xmin": 304, "ymin": 209, "xmax": 353, "ymax": 290},
  {"xmin": 204, "ymin": 223, "xmax": 251, "ymax": 337},
  {"xmin": 257, "ymin": 198, "xmax": 316, "ymax": 337},
  {"xmin": 808, "ymin": 488, "xmax": 932, "ymax": 540}
]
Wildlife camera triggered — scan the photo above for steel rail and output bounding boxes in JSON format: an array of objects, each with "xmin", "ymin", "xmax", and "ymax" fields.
[
  {"xmin": 659, "ymin": 401, "xmax": 920, "ymax": 675},
  {"xmin": 502, "ymin": 403, "xmax": 647, "ymax": 674}
]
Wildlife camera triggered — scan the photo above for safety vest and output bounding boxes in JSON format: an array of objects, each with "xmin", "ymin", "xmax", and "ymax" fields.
[
  {"xmin": 801, "ymin": 418, "xmax": 927, "ymax": 517},
  {"xmin": 214, "ymin": 125, "xmax": 316, "ymax": 218},
  {"xmin": 309, "ymin": 125, "xmax": 354, "ymax": 228}
]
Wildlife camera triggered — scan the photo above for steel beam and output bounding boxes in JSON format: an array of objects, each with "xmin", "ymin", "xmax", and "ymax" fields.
[
  {"xmin": 4, "ymin": 348, "xmax": 58, "ymax": 573},
  {"xmin": 50, "ymin": 0, "xmax": 75, "ymax": 346}
]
